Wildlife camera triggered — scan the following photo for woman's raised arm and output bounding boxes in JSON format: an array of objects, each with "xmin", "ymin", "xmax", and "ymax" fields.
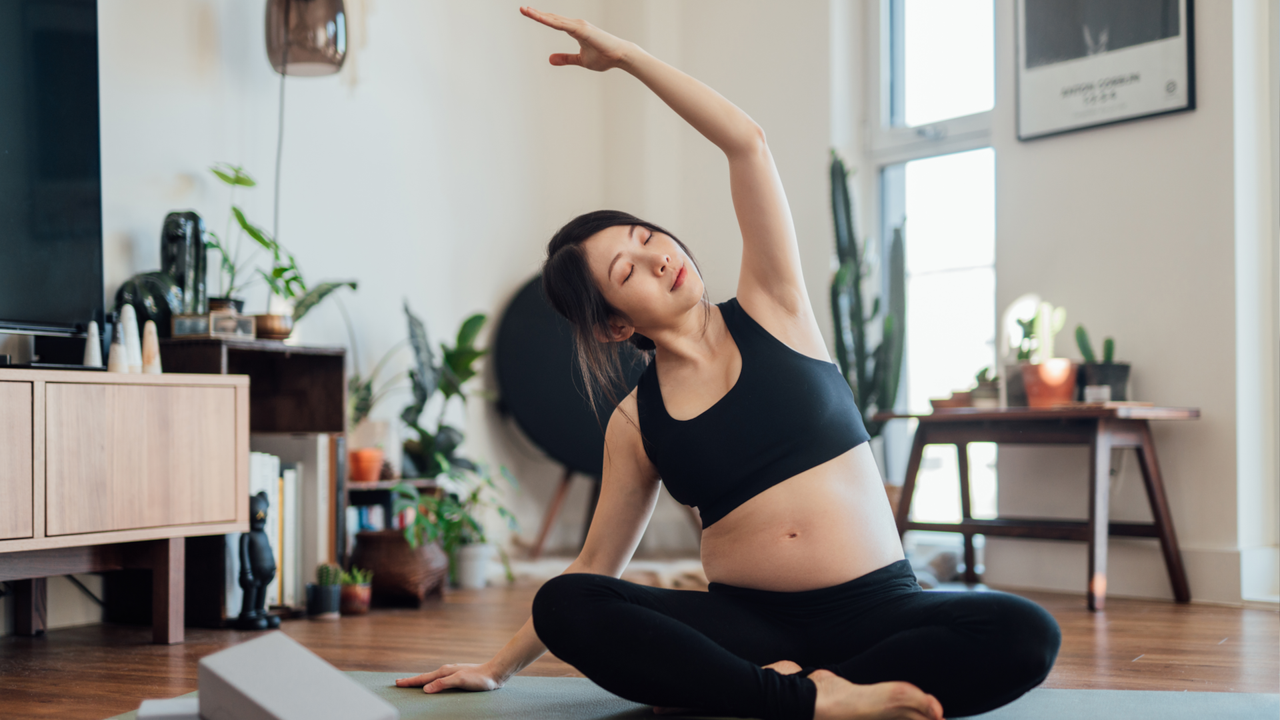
[{"xmin": 522, "ymin": 7, "xmax": 811, "ymax": 317}]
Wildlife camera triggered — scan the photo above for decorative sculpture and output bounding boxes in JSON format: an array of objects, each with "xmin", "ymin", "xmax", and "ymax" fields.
[
  {"xmin": 236, "ymin": 492, "xmax": 281, "ymax": 630},
  {"xmin": 160, "ymin": 211, "xmax": 208, "ymax": 315},
  {"xmin": 83, "ymin": 321, "xmax": 102, "ymax": 367},
  {"xmin": 141, "ymin": 320, "xmax": 162, "ymax": 374},
  {"xmin": 115, "ymin": 271, "xmax": 184, "ymax": 340},
  {"xmin": 106, "ymin": 324, "xmax": 128, "ymax": 373},
  {"xmin": 119, "ymin": 305, "xmax": 143, "ymax": 373}
]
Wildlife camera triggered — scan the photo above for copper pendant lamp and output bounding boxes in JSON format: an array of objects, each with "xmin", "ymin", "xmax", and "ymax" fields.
[{"xmin": 265, "ymin": 0, "xmax": 347, "ymax": 76}]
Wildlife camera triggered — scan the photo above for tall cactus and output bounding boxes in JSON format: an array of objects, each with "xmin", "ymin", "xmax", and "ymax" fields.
[{"xmin": 830, "ymin": 151, "xmax": 905, "ymax": 438}]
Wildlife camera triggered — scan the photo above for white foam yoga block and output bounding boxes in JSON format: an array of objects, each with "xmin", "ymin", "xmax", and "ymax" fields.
[{"xmin": 198, "ymin": 632, "xmax": 399, "ymax": 720}]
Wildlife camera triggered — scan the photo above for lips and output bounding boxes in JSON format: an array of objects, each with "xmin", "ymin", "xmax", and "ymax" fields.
[{"xmin": 671, "ymin": 266, "xmax": 686, "ymax": 291}]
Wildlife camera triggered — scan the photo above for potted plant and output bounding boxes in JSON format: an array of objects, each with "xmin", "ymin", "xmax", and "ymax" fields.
[
  {"xmin": 205, "ymin": 162, "xmax": 356, "ymax": 337},
  {"xmin": 828, "ymin": 151, "xmax": 905, "ymax": 441},
  {"xmin": 1020, "ymin": 302, "xmax": 1078, "ymax": 407},
  {"xmin": 305, "ymin": 563, "xmax": 342, "ymax": 620},
  {"xmin": 971, "ymin": 367, "xmax": 1000, "ymax": 408},
  {"xmin": 393, "ymin": 461, "xmax": 519, "ymax": 590},
  {"xmin": 1075, "ymin": 325, "xmax": 1130, "ymax": 401},
  {"xmin": 339, "ymin": 566, "xmax": 373, "ymax": 615},
  {"xmin": 399, "ymin": 303, "xmax": 489, "ymax": 480}
]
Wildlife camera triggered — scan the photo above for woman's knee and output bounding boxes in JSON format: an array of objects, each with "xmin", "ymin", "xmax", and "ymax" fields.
[
  {"xmin": 991, "ymin": 594, "xmax": 1061, "ymax": 685},
  {"xmin": 531, "ymin": 573, "xmax": 621, "ymax": 644}
]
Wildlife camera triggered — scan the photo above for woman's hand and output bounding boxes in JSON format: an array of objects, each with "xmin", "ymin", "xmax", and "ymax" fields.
[
  {"xmin": 395, "ymin": 662, "xmax": 506, "ymax": 694},
  {"xmin": 520, "ymin": 6, "xmax": 634, "ymax": 72}
]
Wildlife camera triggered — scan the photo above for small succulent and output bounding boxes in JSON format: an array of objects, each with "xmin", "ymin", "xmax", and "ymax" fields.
[{"xmin": 341, "ymin": 567, "xmax": 373, "ymax": 586}]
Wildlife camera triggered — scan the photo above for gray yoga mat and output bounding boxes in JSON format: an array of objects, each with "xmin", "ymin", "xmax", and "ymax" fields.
[{"xmin": 106, "ymin": 672, "xmax": 1280, "ymax": 720}]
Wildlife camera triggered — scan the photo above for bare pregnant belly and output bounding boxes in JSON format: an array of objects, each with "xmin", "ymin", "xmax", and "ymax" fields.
[{"xmin": 698, "ymin": 443, "xmax": 905, "ymax": 592}]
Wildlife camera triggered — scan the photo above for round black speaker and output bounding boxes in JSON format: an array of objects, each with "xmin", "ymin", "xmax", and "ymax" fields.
[{"xmin": 494, "ymin": 275, "xmax": 647, "ymax": 477}]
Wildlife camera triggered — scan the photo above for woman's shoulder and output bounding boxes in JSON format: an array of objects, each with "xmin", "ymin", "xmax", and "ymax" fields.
[{"xmin": 730, "ymin": 291, "xmax": 831, "ymax": 363}]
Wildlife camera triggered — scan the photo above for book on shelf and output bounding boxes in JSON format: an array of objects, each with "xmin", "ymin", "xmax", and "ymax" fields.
[{"xmin": 250, "ymin": 434, "xmax": 333, "ymax": 598}]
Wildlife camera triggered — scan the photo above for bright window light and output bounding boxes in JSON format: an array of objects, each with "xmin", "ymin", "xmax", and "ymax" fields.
[{"xmin": 903, "ymin": 0, "xmax": 995, "ymax": 127}]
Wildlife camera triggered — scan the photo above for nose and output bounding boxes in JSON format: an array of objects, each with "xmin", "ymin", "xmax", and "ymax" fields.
[{"xmin": 655, "ymin": 253, "xmax": 670, "ymax": 275}]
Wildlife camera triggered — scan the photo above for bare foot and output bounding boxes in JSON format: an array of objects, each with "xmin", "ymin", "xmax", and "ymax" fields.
[
  {"xmin": 764, "ymin": 660, "xmax": 803, "ymax": 675},
  {"xmin": 809, "ymin": 670, "xmax": 944, "ymax": 720}
]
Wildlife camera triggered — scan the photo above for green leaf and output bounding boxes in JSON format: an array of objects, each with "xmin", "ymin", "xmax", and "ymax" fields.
[
  {"xmin": 212, "ymin": 163, "xmax": 257, "ymax": 187},
  {"xmin": 293, "ymin": 280, "xmax": 356, "ymax": 322},
  {"xmin": 232, "ymin": 206, "xmax": 274, "ymax": 250},
  {"xmin": 455, "ymin": 314, "xmax": 486, "ymax": 350}
]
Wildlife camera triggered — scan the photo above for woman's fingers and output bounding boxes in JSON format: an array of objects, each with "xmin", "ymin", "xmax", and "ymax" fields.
[
  {"xmin": 520, "ymin": 6, "xmax": 581, "ymax": 35},
  {"xmin": 548, "ymin": 53, "xmax": 582, "ymax": 67},
  {"xmin": 423, "ymin": 672, "xmax": 466, "ymax": 694},
  {"xmin": 395, "ymin": 666, "xmax": 451, "ymax": 687}
]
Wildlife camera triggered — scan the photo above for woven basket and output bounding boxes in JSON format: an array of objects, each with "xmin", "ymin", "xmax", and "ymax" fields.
[{"xmin": 350, "ymin": 530, "xmax": 449, "ymax": 606}]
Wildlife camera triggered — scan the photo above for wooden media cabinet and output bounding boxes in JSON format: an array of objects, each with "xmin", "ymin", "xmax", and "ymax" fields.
[{"xmin": 0, "ymin": 369, "xmax": 249, "ymax": 643}]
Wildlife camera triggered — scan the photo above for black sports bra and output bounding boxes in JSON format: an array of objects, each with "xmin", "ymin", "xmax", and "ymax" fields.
[{"xmin": 635, "ymin": 298, "xmax": 870, "ymax": 527}]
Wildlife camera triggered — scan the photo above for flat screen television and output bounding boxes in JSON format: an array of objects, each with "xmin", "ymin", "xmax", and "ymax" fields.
[{"xmin": 0, "ymin": 0, "xmax": 103, "ymax": 336}]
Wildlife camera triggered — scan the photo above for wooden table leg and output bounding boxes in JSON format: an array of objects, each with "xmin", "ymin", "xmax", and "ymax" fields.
[
  {"xmin": 152, "ymin": 538, "xmax": 184, "ymax": 644},
  {"xmin": 13, "ymin": 578, "xmax": 47, "ymax": 636},
  {"xmin": 1135, "ymin": 423, "xmax": 1191, "ymax": 603},
  {"xmin": 896, "ymin": 426, "xmax": 928, "ymax": 537},
  {"xmin": 1088, "ymin": 419, "xmax": 1114, "ymax": 611},
  {"xmin": 956, "ymin": 442, "xmax": 978, "ymax": 584},
  {"xmin": 529, "ymin": 467, "xmax": 573, "ymax": 560}
]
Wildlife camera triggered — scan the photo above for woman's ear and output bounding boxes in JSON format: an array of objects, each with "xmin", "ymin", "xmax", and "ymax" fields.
[{"xmin": 593, "ymin": 317, "xmax": 634, "ymax": 344}]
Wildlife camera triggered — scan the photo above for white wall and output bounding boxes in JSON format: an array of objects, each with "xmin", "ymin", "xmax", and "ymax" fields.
[
  {"xmin": 4, "ymin": 0, "xmax": 841, "ymax": 635},
  {"xmin": 979, "ymin": 0, "xmax": 1276, "ymax": 605}
]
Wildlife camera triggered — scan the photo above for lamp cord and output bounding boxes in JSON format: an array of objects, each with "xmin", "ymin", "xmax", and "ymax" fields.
[{"xmin": 273, "ymin": 0, "xmax": 291, "ymax": 247}]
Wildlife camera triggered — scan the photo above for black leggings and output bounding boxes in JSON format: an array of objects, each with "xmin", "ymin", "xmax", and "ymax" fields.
[{"xmin": 531, "ymin": 560, "xmax": 1060, "ymax": 720}]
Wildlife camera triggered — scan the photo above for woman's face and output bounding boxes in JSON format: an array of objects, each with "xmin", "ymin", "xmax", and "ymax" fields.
[{"xmin": 582, "ymin": 224, "xmax": 702, "ymax": 340}]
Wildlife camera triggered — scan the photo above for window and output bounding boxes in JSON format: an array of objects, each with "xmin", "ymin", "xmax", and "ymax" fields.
[{"xmin": 872, "ymin": 1, "xmax": 998, "ymax": 530}]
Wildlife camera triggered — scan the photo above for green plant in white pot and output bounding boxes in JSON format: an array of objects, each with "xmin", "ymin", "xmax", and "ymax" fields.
[{"xmin": 1021, "ymin": 302, "xmax": 1078, "ymax": 407}]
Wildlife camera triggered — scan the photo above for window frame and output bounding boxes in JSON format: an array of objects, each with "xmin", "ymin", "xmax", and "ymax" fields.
[{"xmin": 869, "ymin": 0, "xmax": 995, "ymax": 167}]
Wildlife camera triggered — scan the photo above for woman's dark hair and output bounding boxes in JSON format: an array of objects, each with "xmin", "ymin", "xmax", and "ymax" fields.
[{"xmin": 541, "ymin": 209, "xmax": 710, "ymax": 420}]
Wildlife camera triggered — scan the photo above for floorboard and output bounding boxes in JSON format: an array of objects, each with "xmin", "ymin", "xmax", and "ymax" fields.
[{"xmin": 0, "ymin": 580, "xmax": 1275, "ymax": 720}]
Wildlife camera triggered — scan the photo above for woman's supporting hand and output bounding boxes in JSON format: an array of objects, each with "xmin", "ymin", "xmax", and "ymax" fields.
[
  {"xmin": 520, "ymin": 6, "xmax": 634, "ymax": 72},
  {"xmin": 395, "ymin": 662, "xmax": 507, "ymax": 694}
]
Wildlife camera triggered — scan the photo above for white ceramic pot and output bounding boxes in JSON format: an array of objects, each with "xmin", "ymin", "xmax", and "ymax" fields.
[{"xmin": 456, "ymin": 543, "xmax": 494, "ymax": 590}]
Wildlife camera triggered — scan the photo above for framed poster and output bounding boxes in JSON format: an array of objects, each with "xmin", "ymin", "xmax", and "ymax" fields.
[{"xmin": 1016, "ymin": 0, "xmax": 1195, "ymax": 140}]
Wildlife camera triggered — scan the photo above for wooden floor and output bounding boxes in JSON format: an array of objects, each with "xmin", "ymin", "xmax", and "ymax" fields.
[{"xmin": 0, "ymin": 581, "xmax": 1276, "ymax": 720}]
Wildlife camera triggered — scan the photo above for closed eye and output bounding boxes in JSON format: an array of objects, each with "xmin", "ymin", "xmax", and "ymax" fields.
[{"xmin": 622, "ymin": 231, "xmax": 652, "ymax": 284}]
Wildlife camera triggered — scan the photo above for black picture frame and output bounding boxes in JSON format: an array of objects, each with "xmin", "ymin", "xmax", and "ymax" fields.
[{"xmin": 1016, "ymin": 0, "xmax": 1196, "ymax": 141}]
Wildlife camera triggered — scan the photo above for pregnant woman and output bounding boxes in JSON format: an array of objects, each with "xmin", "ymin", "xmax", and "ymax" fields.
[{"xmin": 398, "ymin": 8, "xmax": 1060, "ymax": 719}]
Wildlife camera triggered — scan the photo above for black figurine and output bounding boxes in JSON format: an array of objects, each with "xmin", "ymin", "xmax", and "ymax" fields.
[{"xmin": 236, "ymin": 491, "xmax": 281, "ymax": 630}]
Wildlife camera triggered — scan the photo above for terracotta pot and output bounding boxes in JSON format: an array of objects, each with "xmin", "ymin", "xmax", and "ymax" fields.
[
  {"xmin": 1021, "ymin": 359, "xmax": 1079, "ymax": 407},
  {"xmin": 254, "ymin": 313, "xmax": 294, "ymax": 340},
  {"xmin": 349, "ymin": 448, "xmax": 384, "ymax": 483},
  {"xmin": 350, "ymin": 530, "xmax": 449, "ymax": 606},
  {"xmin": 339, "ymin": 583, "xmax": 371, "ymax": 615}
]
